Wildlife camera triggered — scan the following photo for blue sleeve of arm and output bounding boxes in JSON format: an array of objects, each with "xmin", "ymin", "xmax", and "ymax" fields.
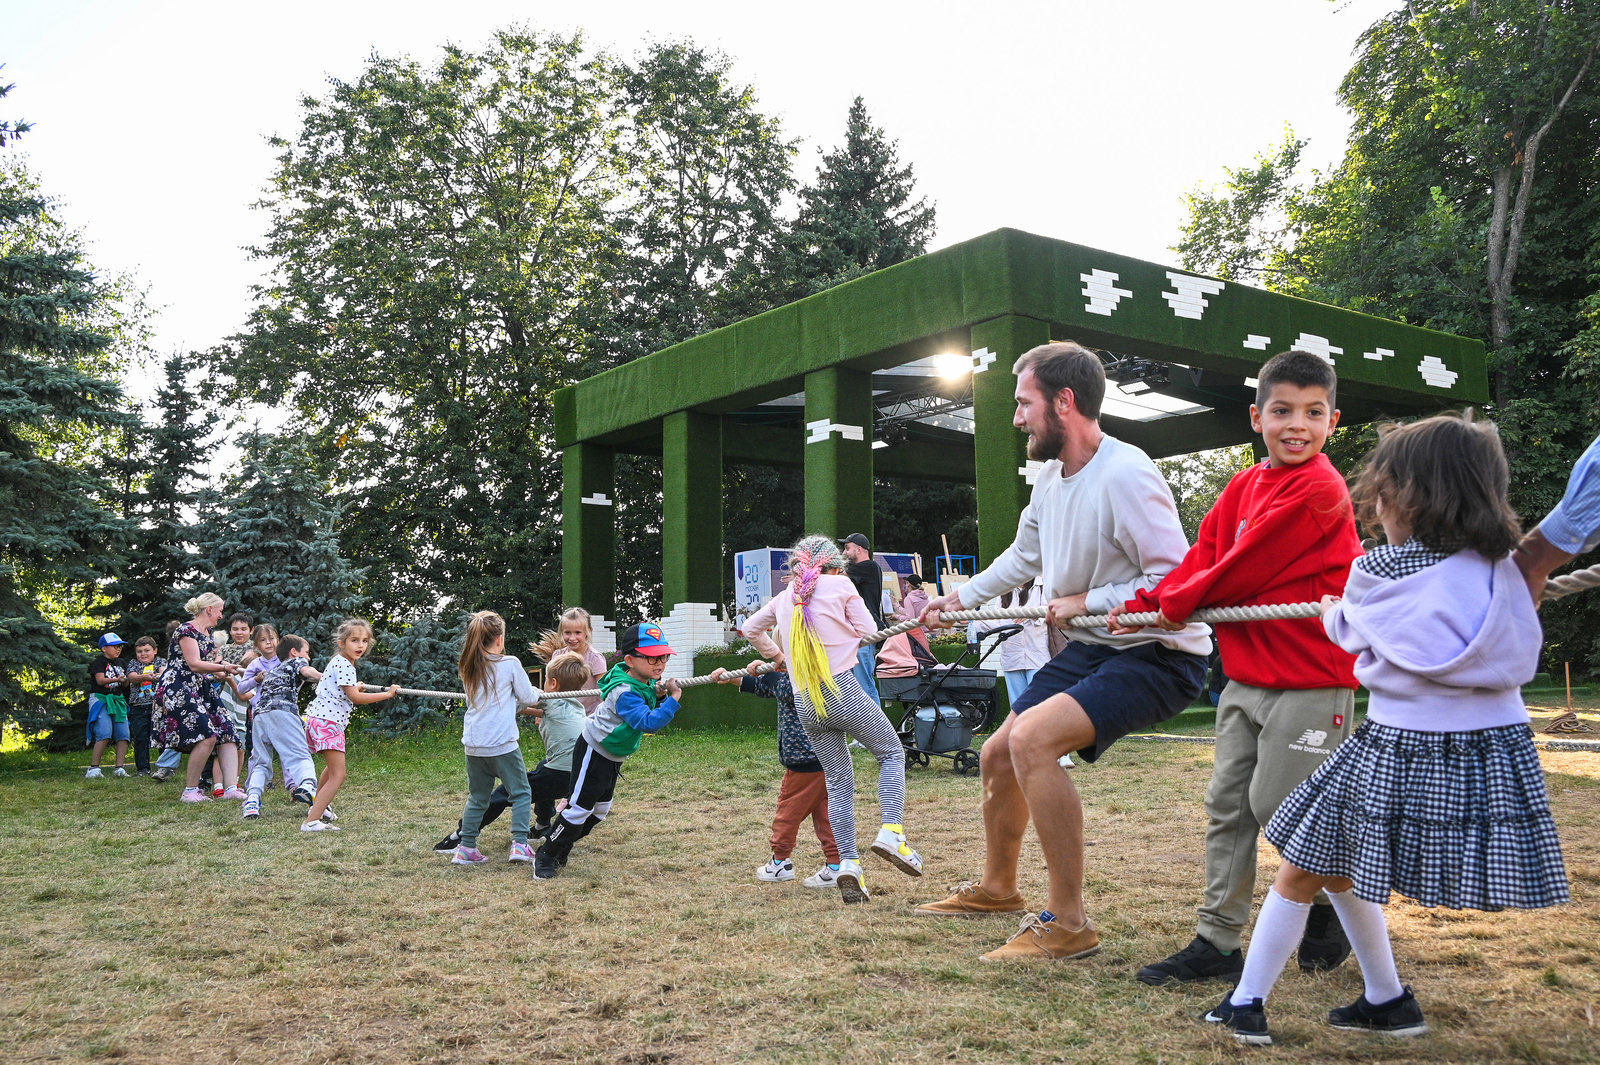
[
  {"xmin": 1541, "ymin": 433, "xmax": 1600, "ymax": 554},
  {"xmin": 615, "ymin": 690, "xmax": 680, "ymax": 731}
]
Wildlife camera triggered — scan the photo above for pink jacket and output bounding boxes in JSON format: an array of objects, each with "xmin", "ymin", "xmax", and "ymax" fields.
[{"xmin": 742, "ymin": 573, "xmax": 877, "ymax": 677}]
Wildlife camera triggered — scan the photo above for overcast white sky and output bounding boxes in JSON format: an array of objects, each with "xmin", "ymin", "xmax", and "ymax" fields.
[{"xmin": 6, "ymin": 0, "xmax": 1398, "ymax": 390}]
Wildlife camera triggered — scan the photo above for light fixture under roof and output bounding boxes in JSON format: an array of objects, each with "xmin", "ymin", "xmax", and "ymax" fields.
[{"xmin": 931, "ymin": 352, "xmax": 971, "ymax": 380}]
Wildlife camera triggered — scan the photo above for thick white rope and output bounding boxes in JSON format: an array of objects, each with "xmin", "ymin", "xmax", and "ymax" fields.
[
  {"xmin": 371, "ymin": 560, "xmax": 1600, "ymax": 701},
  {"xmin": 363, "ymin": 660, "xmax": 777, "ymax": 703}
]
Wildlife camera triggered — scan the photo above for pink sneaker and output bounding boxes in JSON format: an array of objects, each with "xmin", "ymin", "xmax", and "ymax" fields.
[
  {"xmin": 220, "ymin": 786, "xmax": 247, "ymax": 800},
  {"xmin": 508, "ymin": 841, "xmax": 534, "ymax": 864},
  {"xmin": 452, "ymin": 845, "xmax": 489, "ymax": 865},
  {"xmin": 180, "ymin": 787, "xmax": 212, "ymax": 803}
]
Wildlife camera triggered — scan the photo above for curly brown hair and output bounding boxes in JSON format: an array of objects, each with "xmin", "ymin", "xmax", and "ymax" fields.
[{"xmin": 1349, "ymin": 411, "xmax": 1521, "ymax": 557}]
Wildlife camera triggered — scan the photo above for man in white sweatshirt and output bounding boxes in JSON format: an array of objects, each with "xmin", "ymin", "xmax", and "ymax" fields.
[{"xmin": 915, "ymin": 341, "xmax": 1211, "ymax": 961}]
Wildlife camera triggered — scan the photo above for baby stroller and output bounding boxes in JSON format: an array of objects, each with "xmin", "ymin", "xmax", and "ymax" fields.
[{"xmin": 878, "ymin": 625, "xmax": 1021, "ymax": 775}]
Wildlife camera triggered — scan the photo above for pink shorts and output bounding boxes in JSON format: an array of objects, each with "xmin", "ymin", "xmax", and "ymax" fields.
[{"xmin": 304, "ymin": 717, "xmax": 346, "ymax": 753}]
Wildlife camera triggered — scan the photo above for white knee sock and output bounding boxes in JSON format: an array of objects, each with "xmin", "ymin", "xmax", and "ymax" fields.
[
  {"xmin": 1326, "ymin": 888, "xmax": 1404, "ymax": 1004},
  {"xmin": 1231, "ymin": 888, "xmax": 1311, "ymax": 1006}
]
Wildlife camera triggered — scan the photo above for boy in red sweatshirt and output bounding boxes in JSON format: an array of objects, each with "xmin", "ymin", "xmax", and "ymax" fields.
[{"xmin": 1111, "ymin": 349, "xmax": 1362, "ymax": 986}]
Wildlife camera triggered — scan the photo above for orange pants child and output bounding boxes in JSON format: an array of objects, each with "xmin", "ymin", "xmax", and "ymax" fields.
[{"xmin": 770, "ymin": 768, "xmax": 840, "ymax": 863}]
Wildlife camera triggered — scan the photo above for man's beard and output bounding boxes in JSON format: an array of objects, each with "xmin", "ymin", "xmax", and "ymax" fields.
[{"xmin": 1026, "ymin": 407, "xmax": 1064, "ymax": 461}]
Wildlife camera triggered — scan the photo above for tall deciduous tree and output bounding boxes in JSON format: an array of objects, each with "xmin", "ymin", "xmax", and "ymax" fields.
[
  {"xmin": 1173, "ymin": 0, "xmax": 1600, "ymax": 672},
  {"xmin": 222, "ymin": 30, "xmax": 633, "ymax": 629},
  {"xmin": 0, "ymin": 108, "xmax": 137, "ymax": 734},
  {"xmin": 610, "ymin": 42, "xmax": 797, "ymax": 355}
]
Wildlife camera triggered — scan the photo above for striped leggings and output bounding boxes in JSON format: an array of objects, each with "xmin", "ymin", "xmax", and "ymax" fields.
[{"xmin": 793, "ymin": 670, "xmax": 905, "ymax": 861}]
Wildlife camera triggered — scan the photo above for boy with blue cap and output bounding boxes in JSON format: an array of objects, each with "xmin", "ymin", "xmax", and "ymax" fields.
[{"xmin": 86, "ymin": 633, "xmax": 133, "ymax": 778}]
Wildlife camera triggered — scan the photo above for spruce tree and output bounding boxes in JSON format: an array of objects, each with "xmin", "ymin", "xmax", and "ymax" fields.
[
  {"xmin": 192, "ymin": 433, "xmax": 366, "ymax": 648},
  {"xmin": 362, "ymin": 611, "xmax": 471, "ymax": 735},
  {"xmin": 0, "ymin": 88, "xmax": 138, "ymax": 735},
  {"xmin": 106, "ymin": 352, "xmax": 209, "ymax": 642},
  {"xmin": 781, "ymin": 97, "xmax": 937, "ymax": 297}
]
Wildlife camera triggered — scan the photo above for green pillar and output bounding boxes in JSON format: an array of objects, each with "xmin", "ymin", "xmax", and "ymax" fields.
[
  {"xmin": 562, "ymin": 441, "xmax": 615, "ymax": 614},
  {"xmin": 662, "ymin": 411, "xmax": 724, "ymax": 606},
  {"xmin": 803, "ymin": 367, "xmax": 874, "ymax": 539},
  {"xmin": 970, "ymin": 316, "xmax": 1052, "ymax": 567}
]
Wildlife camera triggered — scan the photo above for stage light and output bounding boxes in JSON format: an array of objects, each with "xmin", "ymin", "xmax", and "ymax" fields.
[{"xmin": 932, "ymin": 352, "xmax": 971, "ymax": 379}]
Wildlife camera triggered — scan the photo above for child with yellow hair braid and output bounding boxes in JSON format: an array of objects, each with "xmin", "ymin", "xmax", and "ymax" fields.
[{"xmin": 742, "ymin": 534, "xmax": 924, "ymax": 904}]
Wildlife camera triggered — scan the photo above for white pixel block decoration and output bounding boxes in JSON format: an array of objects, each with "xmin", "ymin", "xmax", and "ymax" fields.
[
  {"xmin": 805, "ymin": 419, "xmax": 865, "ymax": 444},
  {"xmin": 1018, "ymin": 460, "xmax": 1046, "ymax": 486},
  {"xmin": 1418, "ymin": 356, "xmax": 1459, "ymax": 389},
  {"xmin": 661, "ymin": 603, "xmax": 722, "ymax": 678},
  {"xmin": 1162, "ymin": 272, "xmax": 1226, "ymax": 320},
  {"xmin": 580, "ymin": 493, "xmax": 612, "ymax": 506},
  {"xmin": 1243, "ymin": 334, "xmax": 1272, "ymax": 350},
  {"xmin": 587, "ymin": 615, "xmax": 618, "ymax": 656},
  {"xmin": 971, "ymin": 347, "xmax": 998, "ymax": 374},
  {"xmin": 1363, "ymin": 347, "xmax": 1396, "ymax": 362},
  {"xmin": 1293, "ymin": 333, "xmax": 1343, "ymax": 367},
  {"xmin": 1081, "ymin": 269, "xmax": 1134, "ymax": 316}
]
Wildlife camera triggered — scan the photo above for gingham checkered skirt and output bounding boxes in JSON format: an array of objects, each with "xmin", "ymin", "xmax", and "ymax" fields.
[{"xmin": 1265, "ymin": 721, "xmax": 1570, "ymax": 910}]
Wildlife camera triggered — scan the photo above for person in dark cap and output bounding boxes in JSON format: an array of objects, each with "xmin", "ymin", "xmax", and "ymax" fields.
[{"xmin": 839, "ymin": 533, "xmax": 884, "ymax": 703}]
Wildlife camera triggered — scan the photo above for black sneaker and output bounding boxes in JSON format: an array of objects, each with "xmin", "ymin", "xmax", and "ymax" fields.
[
  {"xmin": 531, "ymin": 821, "xmax": 552, "ymax": 841},
  {"xmin": 1202, "ymin": 992, "xmax": 1272, "ymax": 1046},
  {"xmin": 1138, "ymin": 935, "xmax": 1244, "ymax": 986},
  {"xmin": 291, "ymin": 786, "xmax": 315, "ymax": 806},
  {"xmin": 1327, "ymin": 986, "xmax": 1428, "ymax": 1037},
  {"xmin": 432, "ymin": 830, "xmax": 462, "ymax": 853},
  {"xmin": 1298, "ymin": 902, "xmax": 1352, "ymax": 972},
  {"xmin": 533, "ymin": 845, "xmax": 560, "ymax": 880}
]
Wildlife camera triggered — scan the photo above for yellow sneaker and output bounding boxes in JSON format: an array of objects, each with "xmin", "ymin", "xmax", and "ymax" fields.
[{"xmin": 870, "ymin": 824, "xmax": 924, "ymax": 876}]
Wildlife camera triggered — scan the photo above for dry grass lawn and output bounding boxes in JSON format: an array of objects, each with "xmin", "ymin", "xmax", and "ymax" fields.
[{"xmin": 2, "ymin": 707, "xmax": 1598, "ymax": 1064}]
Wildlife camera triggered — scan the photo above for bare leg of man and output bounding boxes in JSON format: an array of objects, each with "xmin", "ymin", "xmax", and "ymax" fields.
[
  {"xmin": 1006, "ymin": 692, "xmax": 1097, "ymax": 927},
  {"xmin": 977, "ymin": 713, "xmax": 1031, "ymax": 898}
]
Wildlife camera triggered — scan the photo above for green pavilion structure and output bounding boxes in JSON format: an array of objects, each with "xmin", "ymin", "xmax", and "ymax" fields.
[{"xmin": 553, "ymin": 228, "xmax": 1485, "ymax": 660}]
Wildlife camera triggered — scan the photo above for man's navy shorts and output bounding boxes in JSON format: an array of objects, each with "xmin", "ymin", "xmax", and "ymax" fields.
[{"xmin": 1011, "ymin": 639, "xmax": 1207, "ymax": 763}]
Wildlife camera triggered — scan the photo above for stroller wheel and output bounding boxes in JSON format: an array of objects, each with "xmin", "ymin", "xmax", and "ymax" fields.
[
  {"xmin": 953, "ymin": 749, "xmax": 980, "ymax": 776},
  {"xmin": 906, "ymin": 749, "xmax": 930, "ymax": 769}
]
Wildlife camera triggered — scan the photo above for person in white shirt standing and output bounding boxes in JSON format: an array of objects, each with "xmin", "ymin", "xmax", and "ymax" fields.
[{"xmin": 915, "ymin": 341, "xmax": 1210, "ymax": 961}]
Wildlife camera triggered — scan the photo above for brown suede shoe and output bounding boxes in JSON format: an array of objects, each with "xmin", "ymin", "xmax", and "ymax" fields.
[
  {"xmin": 979, "ymin": 914, "xmax": 1101, "ymax": 961},
  {"xmin": 913, "ymin": 881, "xmax": 1028, "ymax": 917}
]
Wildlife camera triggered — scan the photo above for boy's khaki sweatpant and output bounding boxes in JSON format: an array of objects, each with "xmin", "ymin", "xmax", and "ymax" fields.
[{"xmin": 1196, "ymin": 680, "xmax": 1355, "ymax": 952}]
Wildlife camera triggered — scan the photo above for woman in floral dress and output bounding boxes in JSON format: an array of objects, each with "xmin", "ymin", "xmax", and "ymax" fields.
[{"xmin": 154, "ymin": 592, "xmax": 246, "ymax": 803}]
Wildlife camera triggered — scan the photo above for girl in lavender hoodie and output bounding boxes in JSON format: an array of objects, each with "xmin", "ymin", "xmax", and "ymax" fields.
[
  {"xmin": 1205, "ymin": 413, "xmax": 1569, "ymax": 1046},
  {"xmin": 743, "ymin": 535, "xmax": 924, "ymax": 905}
]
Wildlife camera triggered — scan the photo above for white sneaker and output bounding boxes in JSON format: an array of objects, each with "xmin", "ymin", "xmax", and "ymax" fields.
[
  {"xmin": 803, "ymin": 866, "xmax": 840, "ymax": 889},
  {"xmin": 836, "ymin": 859, "xmax": 869, "ymax": 904},
  {"xmin": 756, "ymin": 858, "xmax": 796, "ymax": 882},
  {"xmin": 300, "ymin": 820, "xmax": 340, "ymax": 832},
  {"xmin": 870, "ymin": 825, "xmax": 924, "ymax": 877},
  {"xmin": 112, "ymin": 767, "xmax": 130, "ymax": 777}
]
